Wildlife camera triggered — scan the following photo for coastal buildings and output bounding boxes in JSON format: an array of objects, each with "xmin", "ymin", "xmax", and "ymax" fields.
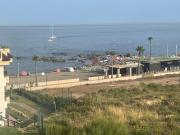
[
  {"xmin": 141, "ymin": 57, "xmax": 180, "ymax": 72},
  {"xmin": 0, "ymin": 47, "xmax": 12, "ymax": 126},
  {"xmin": 107, "ymin": 62, "xmax": 142, "ymax": 76}
]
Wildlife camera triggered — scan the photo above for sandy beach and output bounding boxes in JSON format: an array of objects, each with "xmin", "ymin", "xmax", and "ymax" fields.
[{"xmin": 9, "ymin": 71, "xmax": 101, "ymax": 85}]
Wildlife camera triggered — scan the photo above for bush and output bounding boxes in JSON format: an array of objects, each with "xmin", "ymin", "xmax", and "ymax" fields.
[
  {"xmin": 45, "ymin": 118, "xmax": 128, "ymax": 135},
  {"xmin": 85, "ymin": 118, "xmax": 128, "ymax": 135}
]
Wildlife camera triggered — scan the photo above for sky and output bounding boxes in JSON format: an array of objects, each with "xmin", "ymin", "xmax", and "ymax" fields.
[{"xmin": 0, "ymin": 0, "xmax": 179, "ymax": 25}]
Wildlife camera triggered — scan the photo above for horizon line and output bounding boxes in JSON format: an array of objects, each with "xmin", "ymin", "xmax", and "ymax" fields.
[{"xmin": 1, "ymin": 22, "xmax": 180, "ymax": 27}]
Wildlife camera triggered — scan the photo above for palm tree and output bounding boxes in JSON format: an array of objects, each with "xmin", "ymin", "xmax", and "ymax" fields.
[
  {"xmin": 32, "ymin": 55, "xmax": 38, "ymax": 86},
  {"xmin": 136, "ymin": 46, "xmax": 145, "ymax": 74},
  {"xmin": 136, "ymin": 46, "xmax": 145, "ymax": 57},
  {"xmin": 148, "ymin": 37, "xmax": 153, "ymax": 60}
]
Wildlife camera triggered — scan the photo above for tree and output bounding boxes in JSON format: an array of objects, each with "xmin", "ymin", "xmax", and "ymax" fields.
[
  {"xmin": 136, "ymin": 46, "xmax": 145, "ymax": 74},
  {"xmin": 32, "ymin": 55, "xmax": 38, "ymax": 86},
  {"xmin": 136, "ymin": 46, "xmax": 145, "ymax": 57},
  {"xmin": 125, "ymin": 53, "xmax": 131, "ymax": 57},
  {"xmin": 148, "ymin": 37, "xmax": 153, "ymax": 60},
  {"xmin": 105, "ymin": 51, "xmax": 116, "ymax": 56}
]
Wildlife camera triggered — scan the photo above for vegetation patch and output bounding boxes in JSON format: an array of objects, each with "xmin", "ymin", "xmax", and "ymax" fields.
[{"xmin": 42, "ymin": 83, "xmax": 180, "ymax": 135}]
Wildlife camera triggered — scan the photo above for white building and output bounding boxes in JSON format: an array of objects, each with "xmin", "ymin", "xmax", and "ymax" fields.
[{"xmin": 0, "ymin": 47, "xmax": 12, "ymax": 126}]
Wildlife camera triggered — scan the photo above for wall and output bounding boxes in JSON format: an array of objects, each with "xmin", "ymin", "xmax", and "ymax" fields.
[
  {"xmin": 37, "ymin": 78, "xmax": 79, "ymax": 86},
  {"xmin": 26, "ymin": 75, "xmax": 142, "ymax": 91},
  {"xmin": 153, "ymin": 71, "xmax": 180, "ymax": 77},
  {"xmin": 7, "ymin": 70, "xmax": 180, "ymax": 92},
  {"xmin": 0, "ymin": 66, "xmax": 6, "ymax": 126}
]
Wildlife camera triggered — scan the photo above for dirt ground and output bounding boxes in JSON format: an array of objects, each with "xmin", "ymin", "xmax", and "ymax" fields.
[{"xmin": 38, "ymin": 75, "xmax": 180, "ymax": 98}]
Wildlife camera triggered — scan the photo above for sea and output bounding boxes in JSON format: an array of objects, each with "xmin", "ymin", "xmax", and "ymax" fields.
[{"xmin": 1, "ymin": 23, "xmax": 180, "ymax": 75}]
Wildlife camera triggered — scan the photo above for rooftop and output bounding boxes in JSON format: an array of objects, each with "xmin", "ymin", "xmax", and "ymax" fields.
[
  {"xmin": 141, "ymin": 57, "xmax": 180, "ymax": 63},
  {"xmin": 107, "ymin": 62, "xmax": 140, "ymax": 69},
  {"xmin": 0, "ymin": 47, "xmax": 13, "ymax": 66}
]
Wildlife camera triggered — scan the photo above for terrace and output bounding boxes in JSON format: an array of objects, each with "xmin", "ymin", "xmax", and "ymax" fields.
[
  {"xmin": 141, "ymin": 56, "xmax": 180, "ymax": 63},
  {"xmin": 0, "ymin": 47, "xmax": 13, "ymax": 65}
]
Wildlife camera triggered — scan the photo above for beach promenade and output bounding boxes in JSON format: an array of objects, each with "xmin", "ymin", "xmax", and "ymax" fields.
[{"xmin": 7, "ymin": 70, "xmax": 180, "ymax": 92}]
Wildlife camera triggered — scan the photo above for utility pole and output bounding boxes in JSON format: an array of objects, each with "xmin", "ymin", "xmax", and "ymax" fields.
[
  {"xmin": 45, "ymin": 63, "xmax": 47, "ymax": 88},
  {"xmin": 167, "ymin": 44, "xmax": 169, "ymax": 57},
  {"xmin": 53, "ymin": 99, "xmax": 56, "ymax": 112},
  {"xmin": 17, "ymin": 59, "xmax": 20, "ymax": 92},
  {"xmin": 176, "ymin": 44, "xmax": 178, "ymax": 57},
  {"xmin": 43, "ymin": 61, "xmax": 48, "ymax": 89},
  {"xmin": 45, "ymin": 72, "xmax": 47, "ymax": 88},
  {"xmin": 35, "ymin": 62, "xmax": 38, "ymax": 86},
  {"xmin": 111, "ymin": 56, "xmax": 113, "ymax": 77}
]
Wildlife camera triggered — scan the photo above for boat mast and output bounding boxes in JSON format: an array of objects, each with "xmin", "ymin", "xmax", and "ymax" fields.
[{"xmin": 51, "ymin": 25, "xmax": 54, "ymax": 36}]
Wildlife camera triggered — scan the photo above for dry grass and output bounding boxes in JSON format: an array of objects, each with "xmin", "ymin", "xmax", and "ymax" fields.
[
  {"xmin": 107, "ymin": 106, "xmax": 127, "ymax": 123},
  {"xmin": 141, "ymin": 99, "xmax": 161, "ymax": 105},
  {"xmin": 107, "ymin": 105, "xmax": 159, "ymax": 122}
]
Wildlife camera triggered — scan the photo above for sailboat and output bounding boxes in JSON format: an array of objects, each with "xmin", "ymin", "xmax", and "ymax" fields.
[{"xmin": 48, "ymin": 25, "xmax": 56, "ymax": 42}]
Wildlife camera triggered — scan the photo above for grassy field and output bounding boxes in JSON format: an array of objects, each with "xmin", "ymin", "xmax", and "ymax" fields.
[
  {"xmin": 0, "ymin": 127, "xmax": 22, "ymax": 135},
  {"xmin": 43, "ymin": 83, "xmax": 180, "ymax": 135},
  {"xmin": 8, "ymin": 79, "xmax": 180, "ymax": 135},
  {"xmin": 0, "ymin": 127, "xmax": 38, "ymax": 135}
]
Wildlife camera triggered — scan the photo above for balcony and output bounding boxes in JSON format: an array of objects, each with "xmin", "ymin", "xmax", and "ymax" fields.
[
  {"xmin": 0, "ymin": 48, "xmax": 13, "ymax": 66},
  {"xmin": 2, "ymin": 54, "xmax": 11, "ymax": 61}
]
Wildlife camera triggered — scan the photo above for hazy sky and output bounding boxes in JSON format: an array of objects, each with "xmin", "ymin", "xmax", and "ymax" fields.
[{"xmin": 1, "ymin": 0, "xmax": 179, "ymax": 25}]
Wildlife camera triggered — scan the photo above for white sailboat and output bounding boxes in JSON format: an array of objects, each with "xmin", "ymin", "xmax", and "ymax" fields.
[
  {"xmin": 48, "ymin": 38, "xmax": 53, "ymax": 42},
  {"xmin": 48, "ymin": 25, "xmax": 56, "ymax": 42}
]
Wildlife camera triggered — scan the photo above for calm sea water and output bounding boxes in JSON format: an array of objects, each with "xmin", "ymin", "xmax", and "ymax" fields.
[{"xmin": 1, "ymin": 23, "xmax": 180, "ymax": 74}]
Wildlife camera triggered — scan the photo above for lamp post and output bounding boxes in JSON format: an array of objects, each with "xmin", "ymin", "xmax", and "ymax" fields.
[{"xmin": 44, "ymin": 62, "xmax": 48, "ymax": 88}]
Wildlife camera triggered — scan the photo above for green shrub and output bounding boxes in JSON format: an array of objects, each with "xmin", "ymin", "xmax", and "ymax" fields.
[{"xmin": 85, "ymin": 118, "xmax": 128, "ymax": 135}]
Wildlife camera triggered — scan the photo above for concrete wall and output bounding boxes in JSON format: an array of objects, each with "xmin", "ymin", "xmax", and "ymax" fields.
[
  {"xmin": 153, "ymin": 71, "xmax": 180, "ymax": 77},
  {"xmin": 88, "ymin": 76, "xmax": 105, "ymax": 81},
  {"xmin": 38, "ymin": 78, "xmax": 79, "ymax": 86},
  {"xmin": 0, "ymin": 66, "xmax": 7, "ymax": 126},
  {"xmin": 27, "ymin": 75, "xmax": 142, "ymax": 91}
]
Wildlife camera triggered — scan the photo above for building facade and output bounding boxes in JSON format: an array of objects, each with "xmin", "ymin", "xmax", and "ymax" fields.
[
  {"xmin": 107, "ymin": 63, "xmax": 142, "ymax": 76},
  {"xmin": 141, "ymin": 58, "xmax": 180, "ymax": 73},
  {"xmin": 0, "ymin": 47, "xmax": 12, "ymax": 126}
]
